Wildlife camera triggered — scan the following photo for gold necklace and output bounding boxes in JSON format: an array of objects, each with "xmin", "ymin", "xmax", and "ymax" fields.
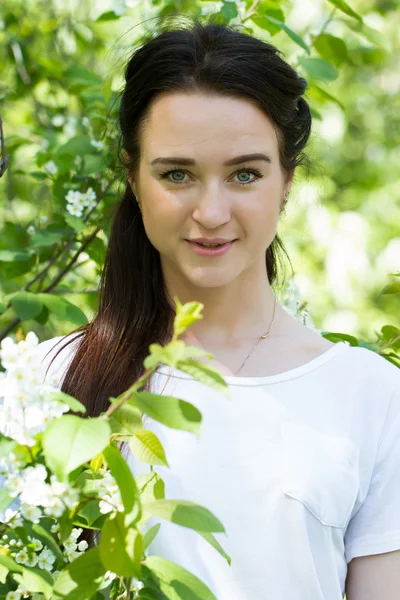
[
  {"xmin": 153, "ymin": 295, "xmax": 277, "ymax": 396},
  {"xmin": 234, "ymin": 295, "xmax": 277, "ymax": 375}
]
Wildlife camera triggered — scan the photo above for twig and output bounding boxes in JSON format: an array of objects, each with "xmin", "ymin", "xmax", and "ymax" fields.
[
  {"xmin": 242, "ymin": 0, "xmax": 261, "ymax": 22},
  {"xmin": 0, "ymin": 116, "xmax": 10, "ymax": 177},
  {"xmin": 0, "ymin": 179, "xmax": 117, "ymax": 342}
]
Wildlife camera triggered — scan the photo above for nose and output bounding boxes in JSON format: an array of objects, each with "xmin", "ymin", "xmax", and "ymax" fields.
[{"xmin": 192, "ymin": 192, "xmax": 231, "ymax": 229}]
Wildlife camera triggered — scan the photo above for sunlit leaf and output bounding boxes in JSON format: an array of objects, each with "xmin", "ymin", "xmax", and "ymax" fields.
[
  {"xmin": 326, "ymin": 0, "xmax": 362, "ymax": 21},
  {"xmin": 42, "ymin": 415, "xmax": 110, "ymax": 481},
  {"xmin": 142, "ymin": 556, "xmax": 217, "ymax": 600},
  {"xmin": 129, "ymin": 429, "xmax": 170, "ymax": 467},
  {"xmin": 298, "ymin": 57, "xmax": 338, "ymax": 81}
]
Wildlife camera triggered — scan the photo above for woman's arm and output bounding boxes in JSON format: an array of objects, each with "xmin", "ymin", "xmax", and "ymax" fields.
[{"xmin": 346, "ymin": 550, "xmax": 400, "ymax": 600}]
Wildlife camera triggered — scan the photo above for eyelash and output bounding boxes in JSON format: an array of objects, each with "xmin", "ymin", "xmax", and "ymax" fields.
[{"xmin": 158, "ymin": 167, "xmax": 264, "ymax": 186}]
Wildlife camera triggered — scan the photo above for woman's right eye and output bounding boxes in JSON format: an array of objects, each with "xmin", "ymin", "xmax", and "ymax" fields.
[{"xmin": 158, "ymin": 168, "xmax": 189, "ymax": 184}]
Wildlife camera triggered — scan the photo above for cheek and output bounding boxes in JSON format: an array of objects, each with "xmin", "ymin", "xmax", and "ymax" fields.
[{"xmin": 142, "ymin": 188, "xmax": 183, "ymax": 247}]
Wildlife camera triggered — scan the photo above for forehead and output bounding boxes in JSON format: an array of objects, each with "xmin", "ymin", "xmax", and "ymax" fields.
[{"xmin": 141, "ymin": 92, "xmax": 279, "ymax": 160}]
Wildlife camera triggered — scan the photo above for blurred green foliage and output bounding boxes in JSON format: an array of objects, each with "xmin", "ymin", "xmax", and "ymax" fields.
[{"xmin": 0, "ymin": 0, "xmax": 399, "ymax": 364}]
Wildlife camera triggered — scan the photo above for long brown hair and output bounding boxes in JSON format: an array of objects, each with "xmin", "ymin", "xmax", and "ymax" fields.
[{"xmin": 47, "ymin": 14, "xmax": 312, "ymax": 417}]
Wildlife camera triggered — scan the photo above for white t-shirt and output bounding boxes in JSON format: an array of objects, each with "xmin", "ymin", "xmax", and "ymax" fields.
[{"xmin": 35, "ymin": 333, "xmax": 400, "ymax": 599}]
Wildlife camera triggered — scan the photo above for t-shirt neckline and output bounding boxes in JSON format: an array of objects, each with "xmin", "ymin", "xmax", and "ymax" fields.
[{"xmin": 157, "ymin": 341, "xmax": 350, "ymax": 386}]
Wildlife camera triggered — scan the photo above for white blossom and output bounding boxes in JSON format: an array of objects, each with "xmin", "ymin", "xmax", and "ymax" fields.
[
  {"xmin": 27, "ymin": 225, "xmax": 36, "ymax": 235},
  {"xmin": 15, "ymin": 548, "xmax": 29, "ymax": 565},
  {"xmin": 85, "ymin": 187, "xmax": 96, "ymax": 201},
  {"xmin": 51, "ymin": 115, "xmax": 65, "ymax": 127},
  {"xmin": 0, "ymin": 333, "xmax": 69, "ymax": 446},
  {"xmin": 63, "ymin": 116, "xmax": 77, "ymax": 138},
  {"xmin": 39, "ymin": 215, "xmax": 48, "ymax": 225},
  {"xmin": 66, "ymin": 203, "xmax": 83, "ymax": 217},
  {"xmin": 43, "ymin": 161, "xmax": 58, "ymax": 175},
  {"xmin": 20, "ymin": 505, "xmax": 42, "ymax": 524},
  {"xmin": 90, "ymin": 139, "xmax": 104, "ymax": 150},
  {"xmin": 6, "ymin": 591, "xmax": 22, "ymax": 600}
]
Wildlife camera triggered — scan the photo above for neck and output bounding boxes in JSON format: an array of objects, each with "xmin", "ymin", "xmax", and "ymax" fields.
[{"xmin": 164, "ymin": 264, "xmax": 291, "ymax": 345}]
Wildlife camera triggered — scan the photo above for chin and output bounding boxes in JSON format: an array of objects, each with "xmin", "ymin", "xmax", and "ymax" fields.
[{"xmin": 184, "ymin": 268, "xmax": 237, "ymax": 289}]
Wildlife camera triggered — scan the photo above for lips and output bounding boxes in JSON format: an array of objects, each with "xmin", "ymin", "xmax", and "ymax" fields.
[{"xmin": 186, "ymin": 239, "xmax": 236, "ymax": 257}]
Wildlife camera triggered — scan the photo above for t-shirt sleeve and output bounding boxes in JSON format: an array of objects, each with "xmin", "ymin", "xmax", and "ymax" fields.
[{"xmin": 345, "ymin": 374, "xmax": 400, "ymax": 563}]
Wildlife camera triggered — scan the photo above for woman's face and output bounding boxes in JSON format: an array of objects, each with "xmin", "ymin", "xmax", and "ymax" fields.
[{"xmin": 129, "ymin": 92, "xmax": 292, "ymax": 290}]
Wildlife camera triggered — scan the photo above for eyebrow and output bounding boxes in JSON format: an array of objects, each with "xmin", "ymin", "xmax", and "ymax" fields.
[{"xmin": 150, "ymin": 153, "xmax": 272, "ymax": 167}]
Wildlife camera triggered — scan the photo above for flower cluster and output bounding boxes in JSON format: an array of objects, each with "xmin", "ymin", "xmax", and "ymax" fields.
[
  {"xmin": 1, "ymin": 526, "xmax": 89, "ymax": 599},
  {"xmin": 94, "ymin": 467, "xmax": 124, "ymax": 514},
  {"xmin": 65, "ymin": 187, "xmax": 97, "ymax": 218},
  {"xmin": 2, "ymin": 462, "xmax": 80, "ymax": 525},
  {"xmin": 0, "ymin": 332, "xmax": 70, "ymax": 446}
]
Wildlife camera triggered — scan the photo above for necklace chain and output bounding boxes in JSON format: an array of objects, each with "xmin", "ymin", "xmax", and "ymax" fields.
[
  {"xmin": 155, "ymin": 296, "xmax": 278, "ymax": 396},
  {"xmin": 234, "ymin": 295, "xmax": 277, "ymax": 375}
]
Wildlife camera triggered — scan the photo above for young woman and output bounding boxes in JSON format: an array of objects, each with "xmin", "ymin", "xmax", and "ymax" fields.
[{"xmin": 37, "ymin": 17, "xmax": 400, "ymax": 600}]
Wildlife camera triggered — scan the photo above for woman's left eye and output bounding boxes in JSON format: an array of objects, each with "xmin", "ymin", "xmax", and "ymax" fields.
[{"xmin": 158, "ymin": 167, "xmax": 264, "ymax": 185}]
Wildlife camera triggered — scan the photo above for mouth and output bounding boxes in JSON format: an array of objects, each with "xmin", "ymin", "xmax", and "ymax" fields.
[{"xmin": 185, "ymin": 239, "xmax": 237, "ymax": 257}]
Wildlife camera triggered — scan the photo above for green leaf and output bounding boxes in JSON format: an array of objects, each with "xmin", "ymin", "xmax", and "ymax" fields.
[
  {"xmin": 136, "ymin": 471, "xmax": 165, "ymax": 503},
  {"xmin": 24, "ymin": 522, "xmax": 66, "ymax": 563},
  {"xmin": 321, "ymin": 333, "xmax": 359, "ymax": 345},
  {"xmin": 56, "ymin": 135, "xmax": 95, "ymax": 156},
  {"xmin": 65, "ymin": 214, "xmax": 86, "ymax": 233},
  {"xmin": 251, "ymin": 8, "xmax": 285, "ymax": 35},
  {"xmin": 298, "ymin": 57, "xmax": 338, "ymax": 82},
  {"xmin": 42, "ymin": 415, "xmax": 111, "ymax": 481},
  {"xmin": 111, "ymin": 404, "xmax": 143, "ymax": 434},
  {"xmin": 95, "ymin": 10, "xmax": 121, "ymax": 21},
  {"xmin": 310, "ymin": 106, "xmax": 323, "ymax": 120},
  {"xmin": 10, "ymin": 292, "xmax": 43, "ymax": 320},
  {"xmin": 47, "ymin": 390, "xmax": 86, "ymax": 413},
  {"xmin": 176, "ymin": 359, "xmax": 230, "ymax": 396},
  {"xmin": 0, "ymin": 552, "xmax": 23, "ymax": 573},
  {"xmin": 0, "ymin": 488, "xmax": 13, "ymax": 513},
  {"xmin": 36, "ymin": 293, "xmax": 88, "ymax": 325},
  {"xmin": 30, "ymin": 231, "xmax": 65, "ymax": 248},
  {"xmin": 344, "ymin": 19, "xmax": 391, "ymax": 51},
  {"xmin": 129, "ymin": 429, "xmax": 170, "ymax": 467},
  {"xmin": 29, "ymin": 171, "xmax": 49, "ymax": 180},
  {"xmin": 313, "ymin": 34, "xmax": 350, "ymax": 66},
  {"xmin": 102, "ymin": 444, "xmax": 141, "ymax": 523},
  {"xmin": 0, "ymin": 562, "xmax": 8, "ymax": 584},
  {"xmin": 144, "ymin": 340, "xmax": 186, "ymax": 369},
  {"xmin": 143, "ymin": 523, "xmax": 161, "ymax": 550},
  {"xmin": 81, "ymin": 154, "xmax": 104, "ymax": 175},
  {"xmin": 52, "ymin": 546, "xmax": 106, "ymax": 600},
  {"xmin": 140, "ymin": 500, "xmax": 225, "ymax": 534},
  {"xmin": 326, "ymin": 0, "xmax": 362, "ymax": 21},
  {"xmin": 78, "ymin": 499, "xmax": 103, "ymax": 526},
  {"xmin": 0, "ymin": 300, "xmax": 6, "ymax": 314},
  {"xmin": 99, "ymin": 512, "xmax": 143, "ymax": 577},
  {"xmin": 308, "ymin": 83, "xmax": 345, "ymax": 110},
  {"xmin": 0, "ymin": 249, "xmax": 34, "ymax": 262},
  {"xmin": 86, "ymin": 236, "xmax": 106, "ymax": 266},
  {"xmin": 221, "ymin": 0, "xmax": 238, "ymax": 21},
  {"xmin": 263, "ymin": 16, "xmax": 310, "ymax": 53},
  {"xmin": 173, "ymin": 297, "xmax": 204, "ymax": 338},
  {"xmin": 142, "ymin": 556, "xmax": 217, "ymax": 600},
  {"xmin": 13, "ymin": 566, "xmax": 53, "ymax": 598},
  {"xmin": 130, "ymin": 391, "xmax": 202, "ymax": 437},
  {"xmin": 196, "ymin": 531, "xmax": 231, "ymax": 566},
  {"xmin": 380, "ymin": 282, "xmax": 400, "ymax": 295},
  {"xmin": 64, "ymin": 66, "xmax": 103, "ymax": 86}
]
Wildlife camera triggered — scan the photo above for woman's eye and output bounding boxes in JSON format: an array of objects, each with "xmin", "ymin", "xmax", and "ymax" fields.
[{"xmin": 158, "ymin": 168, "xmax": 263, "ymax": 185}]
